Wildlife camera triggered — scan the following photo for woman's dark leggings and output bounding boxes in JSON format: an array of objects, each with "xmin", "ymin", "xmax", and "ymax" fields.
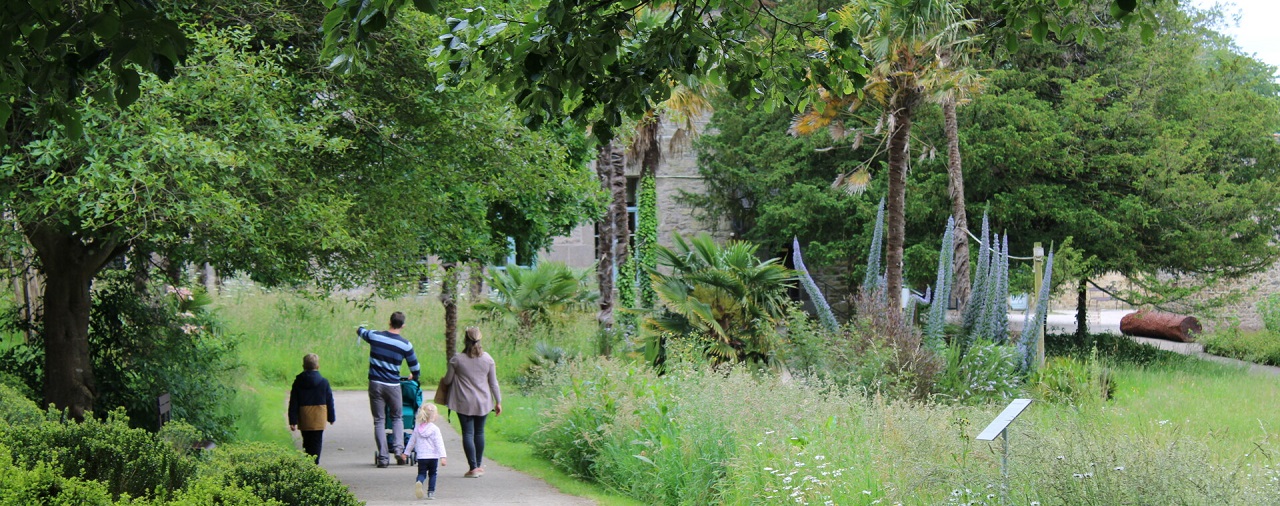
[
  {"xmin": 458, "ymin": 413, "xmax": 488, "ymax": 470},
  {"xmin": 416, "ymin": 458, "xmax": 439, "ymax": 491}
]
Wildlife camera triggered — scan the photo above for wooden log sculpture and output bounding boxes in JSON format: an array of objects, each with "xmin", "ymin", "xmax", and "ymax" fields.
[{"xmin": 1119, "ymin": 310, "xmax": 1202, "ymax": 343}]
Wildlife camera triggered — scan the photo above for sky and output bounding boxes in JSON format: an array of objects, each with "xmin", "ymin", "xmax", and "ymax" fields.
[{"xmin": 1188, "ymin": 0, "xmax": 1280, "ymax": 71}]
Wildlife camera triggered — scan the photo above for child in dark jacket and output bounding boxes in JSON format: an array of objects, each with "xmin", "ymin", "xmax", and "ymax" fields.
[{"xmin": 289, "ymin": 353, "xmax": 336, "ymax": 464}]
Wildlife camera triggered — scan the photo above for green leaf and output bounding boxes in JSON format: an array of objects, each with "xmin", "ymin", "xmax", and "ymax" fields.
[
  {"xmin": 52, "ymin": 104, "xmax": 83, "ymax": 139},
  {"xmin": 1031, "ymin": 21, "xmax": 1048, "ymax": 43},
  {"xmin": 90, "ymin": 12, "xmax": 121, "ymax": 39},
  {"xmin": 322, "ymin": 8, "xmax": 348, "ymax": 32},
  {"xmin": 114, "ymin": 68, "xmax": 141, "ymax": 108},
  {"xmin": 411, "ymin": 0, "xmax": 439, "ymax": 14},
  {"xmin": 1140, "ymin": 23, "xmax": 1155, "ymax": 43},
  {"xmin": 1109, "ymin": 1, "xmax": 1128, "ymax": 20},
  {"xmin": 1005, "ymin": 32, "xmax": 1019, "ymax": 52},
  {"xmin": 361, "ymin": 12, "xmax": 387, "ymax": 32},
  {"xmin": 833, "ymin": 29, "xmax": 854, "ymax": 50}
]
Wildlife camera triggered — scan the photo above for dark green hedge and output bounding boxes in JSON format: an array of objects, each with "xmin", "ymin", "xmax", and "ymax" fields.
[{"xmin": 0, "ymin": 383, "xmax": 357, "ymax": 505}]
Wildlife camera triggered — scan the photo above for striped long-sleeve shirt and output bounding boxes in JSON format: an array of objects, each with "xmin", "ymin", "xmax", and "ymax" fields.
[{"xmin": 357, "ymin": 327, "xmax": 420, "ymax": 385}]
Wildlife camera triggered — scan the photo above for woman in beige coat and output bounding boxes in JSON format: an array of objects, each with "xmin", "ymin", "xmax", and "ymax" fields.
[{"xmin": 443, "ymin": 327, "xmax": 502, "ymax": 477}]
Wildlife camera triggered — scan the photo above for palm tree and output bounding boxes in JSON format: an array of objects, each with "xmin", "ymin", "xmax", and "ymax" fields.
[
  {"xmin": 926, "ymin": 45, "xmax": 984, "ymax": 315},
  {"xmin": 595, "ymin": 141, "xmax": 628, "ymax": 335},
  {"xmin": 792, "ymin": 0, "xmax": 975, "ymax": 311},
  {"xmin": 624, "ymin": 82, "xmax": 716, "ymax": 311},
  {"xmin": 598, "ymin": 6, "xmax": 715, "ymax": 338},
  {"xmin": 474, "ymin": 261, "xmax": 597, "ymax": 335},
  {"xmin": 641, "ymin": 234, "xmax": 796, "ymax": 366}
]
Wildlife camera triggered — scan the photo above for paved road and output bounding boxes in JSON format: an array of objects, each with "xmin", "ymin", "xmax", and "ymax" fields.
[
  {"xmin": 297, "ymin": 389, "xmax": 596, "ymax": 505},
  {"xmin": 1020, "ymin": 308, "xmax": 1280, "ymax": 376}
]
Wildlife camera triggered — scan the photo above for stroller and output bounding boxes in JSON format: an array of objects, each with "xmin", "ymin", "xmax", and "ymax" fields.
[{"xmin": 379, "ymin": 377, "xmax": 422, "ymax": 465}]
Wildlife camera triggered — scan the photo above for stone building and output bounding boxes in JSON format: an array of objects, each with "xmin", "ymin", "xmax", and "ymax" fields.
[
  {"xmin": 539, "ymin": 117, "xmax": 1280, "ymax": 333},
  {"xmin": 539, "ymin": 115, "xmax": 727, "ymax": 268}
]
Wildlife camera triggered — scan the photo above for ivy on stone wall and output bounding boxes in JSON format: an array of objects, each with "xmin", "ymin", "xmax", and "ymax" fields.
[
  {"xmin": 618, "ymin": 247, "xmax": 637, "ymax": 329},
  {"xmin": 637, "ymin": 174, "xmax": 659, "ymax": 308}
]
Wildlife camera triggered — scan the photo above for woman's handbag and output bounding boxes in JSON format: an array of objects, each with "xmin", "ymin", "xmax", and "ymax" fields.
[{"xmin": 433, "ymin": 376, "xmax": 450, "ymax": 406}]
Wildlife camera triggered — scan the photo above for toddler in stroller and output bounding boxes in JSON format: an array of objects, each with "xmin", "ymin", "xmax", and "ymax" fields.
[{"xmin": 378, "ymin": 377, "xmax": 422, "ymax": 465}]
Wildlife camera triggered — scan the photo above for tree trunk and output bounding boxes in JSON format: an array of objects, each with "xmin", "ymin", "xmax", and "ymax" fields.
[
  {"xmin": 440, "ymin": 262, "xmax": 459, "ymax": 362},
  {"xmin": 9, "ymin": 248, "xmax": 42, "ymax": 342},
  {"xmin": 25, "ymin": 223, "xmax": 119, "ymax": 420},
  {"xmin": 1119, "ymin": 310, "xmax": 1202, "ymax": 343},
  {"xmin": 468, "ymin": 261, "xmax": 484, "ymax": 302},
  {"xmin": 197, "ymin": 263, "xmax": 218, "ymax": 295},
  {"xmin": 943, "ymin": 97, "xmax": 970, "ymax": 316},
  {"xmin": 1075, "ymin": 277, "xmax": 1089, "ymax": 342},
  {"xmin": 884, "ymin": 87, "xmax": 917, "ymax": 312},
  {"xmin": 595, "ymin": 142, "xmax": 628, "ymax": 332}
]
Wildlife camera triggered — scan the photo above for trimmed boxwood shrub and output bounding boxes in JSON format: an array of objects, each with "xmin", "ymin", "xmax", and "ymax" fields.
[
  {"xmin": 0, "ymin": 402, "xmax": 357, "ymax": 505},
  {"xmin": 1, "ymin": 409, "xmax": 197, "ymax": 501},
  {"xmin": 0, "ymin": 443, "xmax": 115, "ymax": 505},
  {"xmin": 0, "ymin": 382, "xmax": 43, "ymax": 427},
  {"xmin": 200, "ymin": 443, "xmax": 360, "ymax": 506}
]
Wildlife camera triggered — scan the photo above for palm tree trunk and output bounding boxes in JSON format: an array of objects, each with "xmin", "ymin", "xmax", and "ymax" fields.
[
  {"xmin": 595, "ymin": 142, "xmax": 628, "ymax": 331},
  {"xmin": 885, "ymin": 89, "xmax": 917, "ymax": 312},
  {"xmin": 943, "ymin": 97, "xmax": 970, "ymax": 316}
]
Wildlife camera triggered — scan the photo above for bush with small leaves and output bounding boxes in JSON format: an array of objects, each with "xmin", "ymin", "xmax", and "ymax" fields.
[
  {"xmin": 1257, "ymin": 294, "xmax": 1280, "ymax": 334},
  {"xmin": 0, "ymin": 443, "xmax": 115, "ymax": 506},
  {"xmin": 1202, "ymin": 327, "xmax": 1280, "ymax": 367},
  {"xmin": 202, "ymin": 443, "xmax": 360, "ymax": 506},
  {"xmin": 1, "ymin": 408, "xmax": 196, "ymax": 501},
  {"xmin": 1045, "ymin": 332, "xmax": 1186, "ymax": 367},
  {"xmin": 0, "ymin": 382, "xmax": 42, "ymax": 427}
]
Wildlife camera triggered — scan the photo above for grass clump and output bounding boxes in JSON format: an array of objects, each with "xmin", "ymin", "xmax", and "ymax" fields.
[{"xmin": 1202, "ymin": 327, "xmax": 1280, "ymax": 366}]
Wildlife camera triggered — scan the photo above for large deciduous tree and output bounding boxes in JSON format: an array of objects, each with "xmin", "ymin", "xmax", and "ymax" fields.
[
  {"xmin": 2, "ymin": 27, "xmax": 352, "ymax": 418},
  {"xmin": 2, "ymin": 5, "xmax": 601, "ymax": 417}
]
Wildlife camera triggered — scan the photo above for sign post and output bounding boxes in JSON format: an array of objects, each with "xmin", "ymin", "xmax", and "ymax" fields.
[
  {"xmin": 976, "ymin": 398, "xmax": 1033, "ymax": 504},
  {"xmin": 1031, "ymin": 243, "xmax": 1045, "ymax": 369}
]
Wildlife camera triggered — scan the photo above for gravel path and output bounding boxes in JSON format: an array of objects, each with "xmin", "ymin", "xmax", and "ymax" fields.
[{"xmin": 297, "ymin": 389, "xmax": 596, "ymax": 505}]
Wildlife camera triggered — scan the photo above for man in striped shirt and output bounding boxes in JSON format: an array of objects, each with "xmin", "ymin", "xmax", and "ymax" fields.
[{"xmin": 358, "ymin": 311, "xmax": 421, "ymax": 467}]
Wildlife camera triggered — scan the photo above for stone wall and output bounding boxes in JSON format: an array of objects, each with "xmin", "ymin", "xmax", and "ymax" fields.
[
  {"xmin": 1046, "ymin": 268, "xmax": 1280, "ymax": 332},
  {"xmin": 539, "ymin": 113, "xmax": 727, "ymax": 269}
]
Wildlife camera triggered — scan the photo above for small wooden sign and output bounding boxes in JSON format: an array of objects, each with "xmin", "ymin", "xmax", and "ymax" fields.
[{"xmin": 976, "ymin": 398, "xmax": 1032, "ymax": 441}]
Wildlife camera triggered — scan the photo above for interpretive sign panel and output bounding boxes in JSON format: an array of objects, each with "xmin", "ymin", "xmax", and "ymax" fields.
[{"xmin": 976, "ymin": 398, "xmax": 1032, "ymax": 441}]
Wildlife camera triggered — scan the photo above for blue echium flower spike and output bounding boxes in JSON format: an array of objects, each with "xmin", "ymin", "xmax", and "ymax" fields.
[{"xmin": 793, "ymin": 237, "xmax": 839, "ymax": 334}]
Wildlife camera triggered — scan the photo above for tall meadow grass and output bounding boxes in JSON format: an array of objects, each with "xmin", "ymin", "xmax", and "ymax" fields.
[
  {"xmin": 532, "ymin": 357, "xmax": 1280, "ymax": 505},
  {"xmin": 213, "ymin": 282, "xmax": 604, "ymax": 445}
]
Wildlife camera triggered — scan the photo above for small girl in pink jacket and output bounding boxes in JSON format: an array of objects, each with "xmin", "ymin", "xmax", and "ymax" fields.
[{"xmin": 401, "ymin": 403, "xmax": 447, "ymax": 499}]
